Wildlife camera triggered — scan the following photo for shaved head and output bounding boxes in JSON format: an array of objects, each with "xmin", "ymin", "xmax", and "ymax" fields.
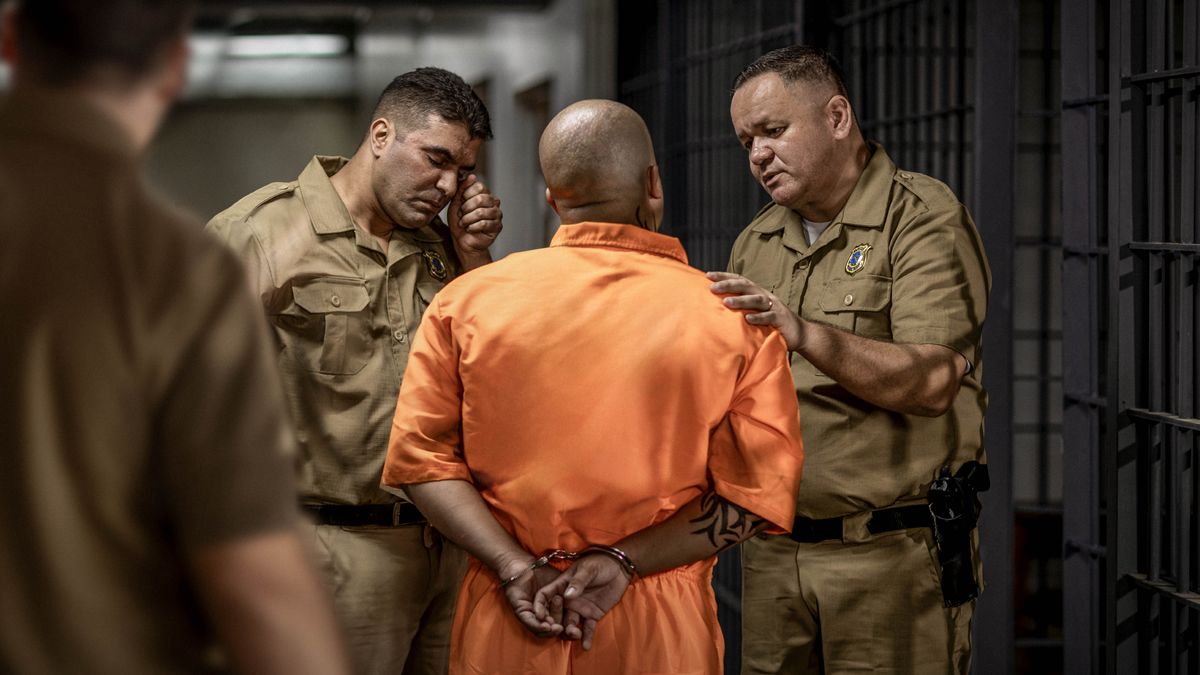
[{"xmin": 539, "ymin": 100, "xmax": 660, "ymax": 226}]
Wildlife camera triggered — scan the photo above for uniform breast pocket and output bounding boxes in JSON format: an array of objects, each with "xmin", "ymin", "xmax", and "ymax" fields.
[
  {"xmin": 816, "ymin": 275, "xmax": 893, "ymax": 340},
  {"xmin": 282, "ymin": 277, "xmax": 373, "ymax": 375}
]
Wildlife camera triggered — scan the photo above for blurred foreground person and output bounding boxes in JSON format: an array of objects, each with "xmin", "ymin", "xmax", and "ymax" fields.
[
  {"xmin": 382, "ymin": 100, "xmax": 805, "ymax": 674},
  {"xmin": 0, "ymin": 1, "xmax": 349, "ymax": 673},
  {"xmin": 207, "ymin": 67, "xmax": 501, "ymax": 674}
]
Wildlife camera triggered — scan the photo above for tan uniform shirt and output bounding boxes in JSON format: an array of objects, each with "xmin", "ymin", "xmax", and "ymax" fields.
[
  {"xmin": 0, "ymin": 90, "xmax": 298, "ymax": 674},
  {"xmin": 728, "ymin": 143, "xmax": 991, "ymax": 519},
  {"xmin": 206, "ymin": 157, "xmax": 459, "ymax": 505}
]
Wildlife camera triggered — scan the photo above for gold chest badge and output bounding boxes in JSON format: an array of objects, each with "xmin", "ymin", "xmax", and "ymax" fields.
[
  {"xmin": 845, "ymin": 244, "xmax": 872, "ymax": 275},
  {"xmin": 423, "ymin": 250, "xmax": 449, "ymax": 280}
]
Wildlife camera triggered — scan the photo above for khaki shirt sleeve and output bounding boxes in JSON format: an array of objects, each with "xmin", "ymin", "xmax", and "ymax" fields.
[
  {"xmin": 888, "ymin": 202, "xmax": 990, "ymax": 365},
  {"xmin": 154, "ymin": 246, "xmax": 298, "ymax": 550},
  {"xmin": 726, "ymin": 226, "xmax": 751, "ymax": 275},
  {"xmin": 205, "ymin": 213, "xmax": 277, "ymax": 307},
  {"xmin": 707, "ymin": 330, "xmax": 804, "ymax": 534},
  {"xmin": 382, "ymin": 295, "xmax": 473, "ymax": 488}
]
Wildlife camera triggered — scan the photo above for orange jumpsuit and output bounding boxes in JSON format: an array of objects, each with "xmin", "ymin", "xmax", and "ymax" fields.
[{"xmin": 383, "ymin": 222, "xmax": 804, "ymax": 674}]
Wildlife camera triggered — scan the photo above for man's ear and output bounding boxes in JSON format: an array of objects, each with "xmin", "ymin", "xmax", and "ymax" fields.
[
  {"xmin": 828, "ymin": 95, "xmax": 854, "ymax": 140},
  {"xmin": 545, "ymin": 187, "xmax": 560, "ymax": 216},
  {"xmin": 155, "ymin": 36, "xmax": 189, "ymax": 102},
  {"xmin": 368, "ymin": 118, "xmax": 393, "ymax": 157},
  {"xmin": 646, "ymin": 164, "xmax": 663, "ymax": 200},
  {"xmin": 1, "ymin": 4, "xmax": 19, "ymax": 70},
  {"xmin": 645, "ymin": 164, "xmax": 664, "ymax": 231}
]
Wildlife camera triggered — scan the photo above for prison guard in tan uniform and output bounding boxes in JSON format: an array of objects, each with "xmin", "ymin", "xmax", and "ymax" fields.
[
  {"xmin": 207, "ymin": 156, "xmax": 466, "ymax": 675},
  {"xmin": 731, "ymin": 143, "xmax": 990, "ymax": 675}
]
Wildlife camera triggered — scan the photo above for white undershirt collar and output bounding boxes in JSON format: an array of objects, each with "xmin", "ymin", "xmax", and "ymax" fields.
[{"xmin": 801, "ymin": 217, "xmax": 832, "ymax": 247}]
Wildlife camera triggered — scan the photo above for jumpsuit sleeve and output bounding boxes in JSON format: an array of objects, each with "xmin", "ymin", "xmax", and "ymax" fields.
[
  {"xmin": 382, "ymin": 296, "xmax": 473, "ymax": 488},
  {"xmin": 707, "ymin": 330, "xmax": 804, "ymax": 534}
]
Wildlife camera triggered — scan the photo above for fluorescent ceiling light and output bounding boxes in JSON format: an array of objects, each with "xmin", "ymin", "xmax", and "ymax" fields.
[{"xmin": 227, "ymin": 34, "xmax": 349, "ymax": 58}]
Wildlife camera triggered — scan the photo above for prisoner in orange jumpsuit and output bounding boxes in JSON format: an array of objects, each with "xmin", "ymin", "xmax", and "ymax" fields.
[{"xmin": 382, "ymin": 100, "xmax": 804, "ymax": 674}]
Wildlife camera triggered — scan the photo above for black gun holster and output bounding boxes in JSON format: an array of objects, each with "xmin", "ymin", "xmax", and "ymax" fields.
[{"xmin": 927, "ymin": 461, "xmax": 990, "ymax": 607}]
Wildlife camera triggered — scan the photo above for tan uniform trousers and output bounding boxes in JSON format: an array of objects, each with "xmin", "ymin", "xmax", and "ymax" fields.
[
  {"xmin": 741, "ymin": 527, "xmax": 973, "ymax": 674},
  {"xmin": 311, "ymin": 523, "xmax": 467, "ymax": 675}
]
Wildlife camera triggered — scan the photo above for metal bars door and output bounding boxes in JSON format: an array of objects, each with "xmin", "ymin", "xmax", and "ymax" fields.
[
  {"xmin": 1062, "ymin": 0, "xmax": 1200, "ymax": 672},
  {"xmin": 828, "ymin": 0, "xmax": 976, "ymax": 202}
]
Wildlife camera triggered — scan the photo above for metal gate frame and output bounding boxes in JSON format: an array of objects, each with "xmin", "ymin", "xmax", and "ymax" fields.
[
  {"xmin": 1062, "ymin": 0, "xmax": 1200, "ymax": 673},
  {"xmin": 975, "ymin": 2, "xmax": 1018, "ymax": 673}
]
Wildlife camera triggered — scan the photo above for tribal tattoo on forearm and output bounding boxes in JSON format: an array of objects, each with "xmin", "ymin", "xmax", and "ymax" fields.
[{"xmin": 688, "ymin": 490, "xmax": 766, "ymax": 551}]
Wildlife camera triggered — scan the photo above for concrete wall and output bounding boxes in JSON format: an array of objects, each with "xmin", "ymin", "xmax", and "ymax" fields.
[{"xmin": 145, "ymin": 99, "xmax": 362, "ymax": 221}]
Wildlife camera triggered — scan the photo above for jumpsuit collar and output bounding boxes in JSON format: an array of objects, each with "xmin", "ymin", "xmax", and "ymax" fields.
[{"xmin": 550, "ymin": 221, "xmax": 689, "ymax": 265}]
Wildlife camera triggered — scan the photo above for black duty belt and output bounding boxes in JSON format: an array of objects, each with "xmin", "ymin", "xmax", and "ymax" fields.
[
  {"xmin": 789, "ymin": 504, "xmax": 933, "ymax": 544},
  {"xmin": 302, "ymin": 502, "xmax": 426, "ymax": 527}
]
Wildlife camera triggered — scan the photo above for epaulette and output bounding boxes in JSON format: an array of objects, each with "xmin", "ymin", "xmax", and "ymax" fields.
[
  {"xmin": 892, "ymin": 170, "xmax": 956, "ymax": 208},
  {"xmin": 241, "ymin": 181, "xmax": 298, "ymax": 217}
]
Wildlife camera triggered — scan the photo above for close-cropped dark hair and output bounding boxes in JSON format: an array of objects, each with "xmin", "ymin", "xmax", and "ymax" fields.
[
  {"xmin": 732, "ymin": 45, "xmax": 849, "ymax": 99},
  {"xmin": 374, "ymin": 67, "xmax": 493, "ymax": 141},
  {"xmin": 15, "ymin": 0, "xmax": 194, "ymax": 85}
]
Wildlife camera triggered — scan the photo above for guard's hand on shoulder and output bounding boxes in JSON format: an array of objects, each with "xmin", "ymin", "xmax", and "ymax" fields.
[
  {"xmin": 707, "ymin": 271, "xmax": 806, "ymax": 351},
  {"xmin": 449, "ymin": 175, "xmax": 502, "ymax": 264}
]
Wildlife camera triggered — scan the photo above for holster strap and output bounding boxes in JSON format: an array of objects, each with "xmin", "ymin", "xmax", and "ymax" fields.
[
  {"xmin": 790, "ymin": 504, "xmax": 934, "ymax": 543},
  {"xmin": 865, "ymin": 504, "xmax": 932, "ymax": 535},
  {"xmin": 302, "ymin": 502, "xmax": 426, "ymax": 527},
  {"xmin": 788, "ymin": 514, "xmax": 844, "ymax": 543}
]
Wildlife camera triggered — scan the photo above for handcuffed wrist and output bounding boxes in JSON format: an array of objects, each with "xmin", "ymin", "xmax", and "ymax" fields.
[
  {"xmin": 495, "ymin": 553, "xmax": 536, "ymax": 587},
  {"xmin": 578, "ymin": 544, "xmax": 638, "ymax": 577},
  {"xmin": 498, "ymin": 545, "xmax": 639, "ymax": 587},
  {"xmin": 498, "ymin": 549, "xmax": 566, "ymax": 588}
]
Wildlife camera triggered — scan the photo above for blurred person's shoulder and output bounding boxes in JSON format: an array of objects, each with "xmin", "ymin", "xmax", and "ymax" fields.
[
  {"xmin": 117, "ymin": 184, "xmax": 258, "ymax": 331},
  {"xmin": 145, "ymin": 186, "xmax": 246, "ymax": 273}
]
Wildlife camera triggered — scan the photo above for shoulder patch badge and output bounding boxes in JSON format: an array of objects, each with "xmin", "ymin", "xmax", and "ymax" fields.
[
  {"xmin": 845, "ymin": 244, "xmax": 872, "ymax": 275},
  {"xmin": 423, "ymin": 250, "xmax": 449, "ymax": 280}
]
